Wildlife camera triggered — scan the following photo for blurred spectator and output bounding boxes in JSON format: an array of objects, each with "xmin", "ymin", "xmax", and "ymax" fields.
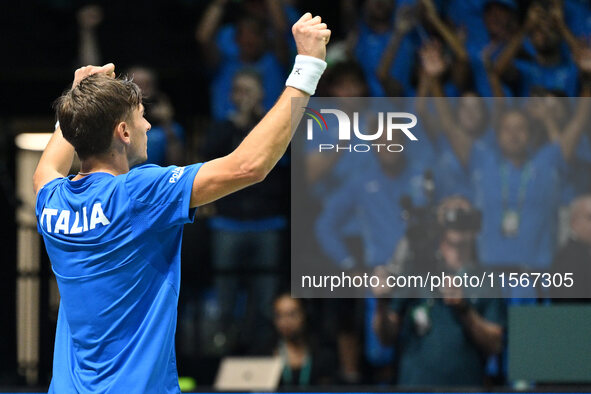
[
  {"xmin": 202, "ymin": 69, "xmax": 289, "ymax": 352},
  {"xmin": 376, "ymin": 1, "xmax": 470, "ymax": 97},
  {"xmin": 561, "ymin": 0, "xmax": 591, "ymax": 40},
  {"xmin": 373, "ymin": 198, "xmax": 506, "ymax": 386},
  {"xmin": 195, "ymin": 0, "xmax": 288, "ymax": 120},
  {"xmin": 313, "ymin": 129, "xmax": 428, "ymax": 384},
  {"xmin": 415, "ymin": 41, "xmax": 494, "ymax": 201},
  {"xmin": 315, "ymin": 132, "xmax": 427, "ymax": 270},
  {"xmin": 551, "ymin": 194, "xmax": 591, "ymax": 300},
  {"xmin": 465, "ymin": 0, "xmax": 518, "ymax": 96},
  {"xmin": 77, "ymin": 4, "xmax": 103, "ymax": 67},
  {"xmin": 429, "ymin": 45, "xmax": 590, "ymax": 269},
  {"xmin": 128, "ymin": 66, "xmax": 186, "ymax": 166},
  {"xmin": 306, "ymin": 62, "xmax": 372, "ymax": 199},
  {"xmin": 345, "ymin": 0, "xmax": 419, "ymax": 96},
  {"xmin": 493, "ymin": 0, "xmax": 581, "ymax": 96},
  {"xmin": 526, "ymin": 90, "xmax": 591, "ymax": 205},
  {"xmin": 257, "ymin": 293, "xmax": 336, "ymax": 386},
  {"xmin": 304, "ymin": 62, "xmax": 373, "ymax": 384}
]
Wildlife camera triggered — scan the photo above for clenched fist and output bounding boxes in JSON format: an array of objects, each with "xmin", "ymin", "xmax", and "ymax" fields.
[{"xmin": 292, "ymin": 13, "xmax": 331, "ymax": 61}]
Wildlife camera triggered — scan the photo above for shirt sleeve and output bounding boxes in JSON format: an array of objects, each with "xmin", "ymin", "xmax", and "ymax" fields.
[
  {"xmin": 124, "ymin": 163, "xmax": 204, "ymax": 229},
  {"xmin": 533, "ymin": 141, "xmax": 567, "ymax": 174},
  {"xmin": 35, "ymin": 177, "xmax": 65, "ymax": 232}
]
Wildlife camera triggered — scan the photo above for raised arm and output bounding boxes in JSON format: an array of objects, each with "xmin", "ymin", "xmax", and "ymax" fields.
[
  {"xmin": 458, "ymin": 305, "xmax": 504, "ymax": 355},
  {"xmin": 422, "ymin": 42, "xmax": 473, "ymax": 166},
  {"xmin": 372, "ymin": 299, "xmax": 400, "ymax": 346},
  {"xmin": 532, "ymin": 49, "xmax": 591, "ymax": 161},
  {"xmin": 493, "ymin": 4, "xmax": 541, "ymax": 76},
  {"xmin": 77, "ymin": 5, "xmax": 103, "ymax": 66},
  {"xmin": 190, "ymin": 13, "xmax": 330, "ymax": 207},
  {"xmin": 558, "ymin": 49, "xmax": 591, "ymax": 160},
  {"xmin": 195, "ymin": 0, "xmax": 227, "ymax": 68},
  {"xmin": 33, "ymin": 64, "xmax": 116, "ymax": 195},
  {"xmin": 421, "ymin": 0, "xmax": 468, "ymax": 62},
  {"xmin": 421, "ymin": 0, "xmax": 471, "ymax": 90},
  {"xmin": 264, "ymin": 0, "xmax": 290, "ymax": 66},
  {"xmin": 549, "ymin": 0, "xmax": 581, "ymax": 57},
  {"xmin": 376, "ymin": 5, "xmax": 416, "ymax": 96}
]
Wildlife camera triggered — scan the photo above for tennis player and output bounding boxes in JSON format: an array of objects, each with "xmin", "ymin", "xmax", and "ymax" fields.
[{"xmin": 33, "ymin": 13, "xmax": 329, "ymax": 393}]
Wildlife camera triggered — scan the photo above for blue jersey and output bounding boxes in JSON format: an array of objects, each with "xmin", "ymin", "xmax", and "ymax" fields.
[{"xmin": 35, "ymin": 163, "xmax": 203, "ymax": 393}]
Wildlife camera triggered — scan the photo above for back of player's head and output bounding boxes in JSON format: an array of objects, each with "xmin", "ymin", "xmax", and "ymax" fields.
[{"xmin": 55, "ymin": 73, "xmax": 142, "ymax": 160}]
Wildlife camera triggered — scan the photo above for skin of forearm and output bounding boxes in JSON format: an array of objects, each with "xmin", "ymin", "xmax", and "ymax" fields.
[
  {"xmin": 33, "ymin": 127, "xmax": 76, "ymax": 191},
  {"xmin": 559, "ymin": 100, "xmax": 590, "ymax": 161},
  {"xmin": 377, "ymin": 33, "xmax": 404, "ymax": 81},
  {"xmin": 42, "ymin": 127, "xmax": 75, "ymax": 175},
  {"xmin": 493, "ymin": 28, "xmax": 527, "ymax": 75},
  {"xmin": 196, "ymin": 0, "xmax": 225, "ymax": 43},
  {"xmin": 431, "ymin": 79, "xmax": 472, "ymax": 165},
  {"xmin": 230, "ymin": 87, "xmax": 308, "ymax": 179},
  {"xmin": 429, "ymin": 17, "xmax": 468, "ymax": 61},
  {"xmin": 557, "ymin": 19, "xmax": 580, "ymax": 55},
  {"xmin": 79, "ymin": 29, "xmax": 101, "ymax": 66},
  {"xmin": 458, "ymin": 308, "xmax": 503, "ymax": 355},
  {"xmin": 415, "ymin": 74, "xmax": 439, "ymax": 140},
  {"xmin": 374, "ymin": 301, "xmax": 400, "ymax": 345}
]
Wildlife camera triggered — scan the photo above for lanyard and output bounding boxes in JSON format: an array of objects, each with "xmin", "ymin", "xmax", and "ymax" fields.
[
  {"xmin": 280, "ymin": 341, "xmax": 312, "ymax": 386},
  {"xmin": 500, "ymin": 161, "xmax": 533, "ymax": 213}
]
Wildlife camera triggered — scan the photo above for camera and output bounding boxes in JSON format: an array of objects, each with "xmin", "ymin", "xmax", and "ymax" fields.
[{"xmin": 441, "ymin": 207, "xmax": 482, "ymax": 232}]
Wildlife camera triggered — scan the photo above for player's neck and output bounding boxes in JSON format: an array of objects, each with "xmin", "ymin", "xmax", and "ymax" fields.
[{"xmin": 74, "ymin": 152, "xmax": 130, "ymax": 180}]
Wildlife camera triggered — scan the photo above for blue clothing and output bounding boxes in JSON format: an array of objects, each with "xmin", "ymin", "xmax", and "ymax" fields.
[
  {"xmin": 469, "ymin": 142, "xmax": 565, "ymax": 268},
  {"xmin": 145, "ymin": 122, "xmax": 185, "ymax": 166},
  {"xmin": 562, "ymin": 134, "xmax": 591, "ymax": 203},
  {"xmin": 514, "ymin": 59, "xmax": 579, "ymax": 96},
  {"xmin": 209, "ymin": 216, "xmax": 287, "ymax": 232},
  {"xmin": 564, "ymin": 0, "xmax": 591, "ymax": 39},
  {"xmin": 315, "ymin": 161, "xmax": 426, "ymax": 267},
  {"xmin": 353, "ymin": 21, "xmax": 418, "ymax": 97},
  {"xmin": 36, "ymin": 164, "xmax": 203, "ymax": 393},
  {"xmin": 433, "ymin": 127, "xmax": 496, "ymax": 201},
  {"xmin": 211, "ymin": 25, "xmax": 286, "ymax": 120},
  {"xmin": 467, "ymin": 41, "xmax": 513, "ymax": 97},
  {"xmin": 444, "ymin": 0, "xmax": 489, "ymax": 50},
  {"xmin": 390, "ymin": 296, "xmax": 506, "ymax": 386}
]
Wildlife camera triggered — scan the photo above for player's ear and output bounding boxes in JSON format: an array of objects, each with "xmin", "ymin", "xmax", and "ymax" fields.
[{"xmin": 113, "ymin": 121, "xmax": 131, "ymax": 145}]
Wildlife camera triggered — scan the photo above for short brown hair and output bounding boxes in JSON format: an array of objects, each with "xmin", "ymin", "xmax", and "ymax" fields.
[{"xmin": 55, "ymin": 74, "xmax": 142, "ymax": 159}]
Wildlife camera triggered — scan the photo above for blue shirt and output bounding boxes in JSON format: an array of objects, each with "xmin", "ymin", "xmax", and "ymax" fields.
[
  {"xmin": 315, "ymin": 160, "xmax": 426, "ymax": 267},
  {"xmin": 353, "ymin": 21, "xmax": 418, "ymax": 97},
  {"xmin": 469, "ymin": 142, "xmax": 565, "ymax": 268},
  {"xmin": 514, "ymin": 58, "xmax": 579, "ymax": 96},
  {"xmin": 211, "ymin": 25, "xmax": 286, "ymax": 120},
  {"xmin": 36, "ymin": 163, "xmax": 203, "ymax": 393},
  {"xmin": 433, "ymin": 127, "xmax": 497, "ymax": 201}
]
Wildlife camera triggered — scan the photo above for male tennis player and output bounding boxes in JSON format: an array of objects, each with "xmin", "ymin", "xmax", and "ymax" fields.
[{"xmin": 33, "ymin": 13, "xmax": 329, "ymax": 393}]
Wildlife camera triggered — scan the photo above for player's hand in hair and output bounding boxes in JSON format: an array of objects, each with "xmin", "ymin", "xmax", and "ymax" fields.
[{"xmin": 72, "ymin": 63, "xmax": 116, "ymax": 87}]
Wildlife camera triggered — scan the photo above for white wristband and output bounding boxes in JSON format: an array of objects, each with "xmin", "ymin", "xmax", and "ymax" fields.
[{"xmin": 285, "ymin": 55, "xmax": 327, "ymax": 95}]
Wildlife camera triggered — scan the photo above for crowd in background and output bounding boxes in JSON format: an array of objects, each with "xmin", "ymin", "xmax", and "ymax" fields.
[{"xmin": 1, "ymin": 0, "xmax": 591, "ymax": 389}]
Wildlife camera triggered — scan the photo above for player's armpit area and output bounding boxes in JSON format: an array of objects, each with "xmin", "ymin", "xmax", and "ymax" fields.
[{"xmin": 189, "ymin": 155, "xmax": 265, "ymax": 208}]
